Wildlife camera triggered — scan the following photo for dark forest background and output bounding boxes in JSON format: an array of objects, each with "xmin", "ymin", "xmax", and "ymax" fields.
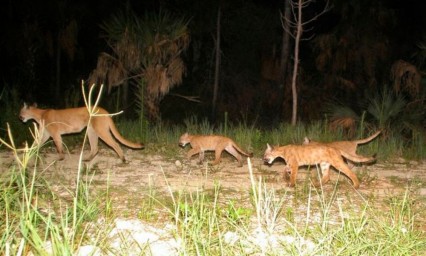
[{"xmin": 0, "ymin": 0, "xmax": 425, "ymax": 129}]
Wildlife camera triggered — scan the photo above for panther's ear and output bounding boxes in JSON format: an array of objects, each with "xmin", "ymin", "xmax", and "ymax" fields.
[
  {"xmin": 303, "ymin": 137, "xmax": 310, "ymax": 144},
  {"xmin": 24, "ymin": 102, "xmax": 38, "ymax": 108}
]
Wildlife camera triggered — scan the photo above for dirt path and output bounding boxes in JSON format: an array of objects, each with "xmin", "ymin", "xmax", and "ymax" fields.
[
  {"xmin": 1, "ymin": 145, "xmax": 426, "ymax": 255},
  {"xmin": 2, "ymin": 144, "xmax": 425, "ymax": 217}
]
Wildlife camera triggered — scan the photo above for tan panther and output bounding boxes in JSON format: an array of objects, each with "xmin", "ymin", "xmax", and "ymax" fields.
[
  {"xmin": 263, "ymin": 143, "xmax": 376, "ymax": 188},
  {"xmin": 179, "ymin": 133, "xmax": 252, "ymax": 167},
  {"xmin": 303, "ymin": 130, "xmax": 381, "ymax": 160},
  {"xmin": 19, "ymin": 103, "xmax": 144, "ymax": 162}
]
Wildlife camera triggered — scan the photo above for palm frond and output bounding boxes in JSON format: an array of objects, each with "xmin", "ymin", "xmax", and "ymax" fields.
[
  {"xmin": 324, "ymin": 101, "xmax": 361, "ymax": 138},
  {"xmin": 90, "ymin": 8, "xmax": 190, "ymax": 121},
  {"xmin": 366, "ymin": 86, "xmax": 406, "ymax": 128},
  {"xmin": 390, "ymin": 60, "xmax": 421, "ymax": 98}
]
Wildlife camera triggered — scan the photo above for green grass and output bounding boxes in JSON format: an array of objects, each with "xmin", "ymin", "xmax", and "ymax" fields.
[
  {"xmin": 8, "ymin": 99, "xmax": 425, "ymax": 161},
  {"xmin": 114, "ymin": 116, "xmax": 424, "ymax": 161},
  {"xmin": 0, "ymin": 87, "xmax": 425, "ymax": 254},
  {"xmin": 1, "ymin": 122, "xmax": 426, "ymax": 255}
]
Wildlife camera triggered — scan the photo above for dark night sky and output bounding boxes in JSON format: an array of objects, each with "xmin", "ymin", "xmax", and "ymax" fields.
[
  {"xmin": 0, "ymin": 0, "xmax": 283, "ymax": 98},
  {"xmin": 1, "ymin": 0, "xmax": 425, "ymax": 123},
  {"xmin": 1, "ymin": 0, "xmax": 424, "ymax": 79}
]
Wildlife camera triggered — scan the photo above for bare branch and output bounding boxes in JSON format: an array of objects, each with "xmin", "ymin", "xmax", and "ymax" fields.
[
  {"xmin": 305, "ymin": 1, "xmax": 331, "ymax": 25},
  {"xmin": 280, "ymin": 0, "xmax": 331, "ymax": 126},
  {"xmin": 170, "ymin": 93, "xmax": 202, "ymax": 103},
  {"xmin": 301, "ymin": 34, "xmax": 315, "ymax": 41},
  {"xmin": 282, "ymin": 0, "xmax": 331, "ymax": 29}
]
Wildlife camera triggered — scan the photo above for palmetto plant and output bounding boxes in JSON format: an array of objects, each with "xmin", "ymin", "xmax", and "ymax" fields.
[
  {"xmin": 325, "ymin": 101, "xmax": 361, "ymax": 138},
  {"xmin": 326, "ymin": 86, "xmax": 425, "ymax": 139},
  {"xmin": 89, "ymin": 8, "xmax": 190, "ymax": 121},
  {"xmin": 365, "ymin": 86, "xmax": 407, "ymax": 129},
  {"xmin": 138, "ymin": 11, "xmax": 190, "ymax": 121}
]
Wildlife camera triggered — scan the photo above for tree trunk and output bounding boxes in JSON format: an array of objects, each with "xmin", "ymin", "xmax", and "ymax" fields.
[
  {"xmin": 283, "ymin": 0, "xmax": 329, "ymax": 125},
  {"xmin": 291, "ymin": 0, "xmax": 303, "ymax": 126},
  {"xmin": 280, "ymin": 0, "xmax": 291, "ymax": 84},
  {"xmin": 55, "ymin": 35, "xmax": 61, "ymax": 106},
  {"xmin": 121, "ymin": 81, "xmax": 129, "ymax": 110},
  {"xmin": 145, "ymin": 94, "xmax": 161, "ymax": 122},
  {"xmin": 211, "ymin": 6, "xmax": 221, "ymax": 122},
  {"xmin": 281, "ymin": 0, "xmax": 291, "ymax": 118}
]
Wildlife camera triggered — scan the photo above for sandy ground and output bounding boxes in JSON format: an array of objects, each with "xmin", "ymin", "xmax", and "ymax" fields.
[
  {"xmin": 1, "ymin": 143, "xmax": 425, "ymax": 212},
  {"xmin": 1, "ymin": 144, "xmax": 425, "ymax": 255}
]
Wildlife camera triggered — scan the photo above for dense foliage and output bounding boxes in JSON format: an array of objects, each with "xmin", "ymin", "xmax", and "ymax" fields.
[{"xmin": 0, "ymin": 0, "xmax": 425, "ymax": 127}]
